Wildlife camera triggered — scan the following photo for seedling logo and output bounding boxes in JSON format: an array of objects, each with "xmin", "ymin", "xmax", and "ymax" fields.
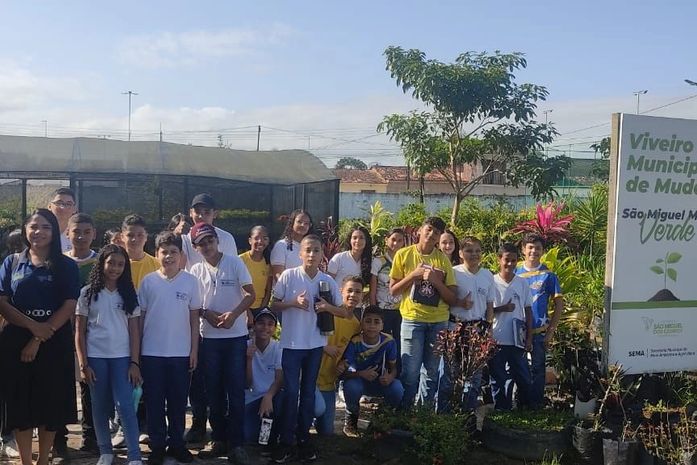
[{"xmin": 648, "ymin": 252, "xmax": 681, "ymax": 301}]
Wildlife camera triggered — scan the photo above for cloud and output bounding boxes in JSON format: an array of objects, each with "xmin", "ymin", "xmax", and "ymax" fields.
[
  {"xmin": 0, "ymin": 60, "xmax": 87, "ymax": 112},
  {"xmin": 116, "ymin": 24, "xmax": 295, "ymax": 68}
]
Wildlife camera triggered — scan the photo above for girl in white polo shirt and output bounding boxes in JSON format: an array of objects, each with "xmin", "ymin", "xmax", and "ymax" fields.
[
  {"xmin": 75, "ymin": 244, "xmax": 143, "ymax": 465},
  {"xmin": 327, "ymin": 225, "xmax": 372, "ymax": 299}
]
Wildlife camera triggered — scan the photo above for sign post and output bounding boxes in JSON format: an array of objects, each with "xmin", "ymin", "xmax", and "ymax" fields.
[{"xmin": 605, "ymin": 113, "xmax": 697, "ymax": 374}]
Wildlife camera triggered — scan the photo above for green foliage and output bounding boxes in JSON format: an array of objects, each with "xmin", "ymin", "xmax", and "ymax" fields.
[
  {"xmin": 216, "ymin": 209, "xmax": 270, "ymax": 220},
  {"xmin": 91, "ymin": 208, "xmax": 133, "ymax": 225},
  {"xmin": 334, "ymin": 157, "xmax": 368, "ymax": 170},
  {"xmin": 541, "ymin": 247, "xmax": 583, "ymax": 296},
  {"xmin": 447, "ymin": 198, "xmax": 521, "ymax": 253},
  {"xmin": 590, "ymin": 137, "xmax": 611, "ymax": 180},
  {"xmin": 409, "ymin": 410, "xmax": 470, "ymax": 465},
  {"xmin": 487, "ymin": 409, "xmax": 573, "ymax": 432},
  {"xmin": 394, "ymin": 202, "xmax": 426, "ymax": 229},
  {"xmin": 378, "ymin": 46, "xmax": 562, "ymax": 225},
  {"xmin": 563, "ymin": 253, "xmax": 605, "ymax": 326},
  {"xmin": 568, "ymin": 184, "xmax": 608, "ymax": 258}
]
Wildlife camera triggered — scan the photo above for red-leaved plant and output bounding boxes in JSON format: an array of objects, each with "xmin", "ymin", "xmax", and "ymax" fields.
[
  {"xmin": 509, "ymin": 201, "xmax": 574, "ymax": 245},
  {"xmin": 315, "ymin": 216, "xmax": 341, "ymax": 272},
  {"xmin": 435, "ymin": 321, "xmax": 499, "ymax": 412}
]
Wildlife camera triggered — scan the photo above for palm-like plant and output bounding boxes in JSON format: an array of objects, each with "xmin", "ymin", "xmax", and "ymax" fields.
[{"xmin": 570, "ymin": 184, "xmax": 608, "ymax": 257}]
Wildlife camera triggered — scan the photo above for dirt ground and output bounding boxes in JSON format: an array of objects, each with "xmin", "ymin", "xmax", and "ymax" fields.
[{"xmin": 1, "ymin": 398, "xmax": 581, "ymax": 465}]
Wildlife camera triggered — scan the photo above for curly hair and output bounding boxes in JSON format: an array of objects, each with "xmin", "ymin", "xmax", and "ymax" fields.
[
  {"xmin": 343, "ymin": 225, "xmax": 373, "ymax": 284},
  {"xmin": 84, "ymin": 244, "xmax": 139, "ymax": 315},
  {"xmin": 281, "ymin": 209, "xmax": 314, "ymax": 251}
]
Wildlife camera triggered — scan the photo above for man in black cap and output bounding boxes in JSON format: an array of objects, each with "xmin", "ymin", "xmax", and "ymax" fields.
[{"xmin": 182, "ymin": 193, "xmax": 238, "ymax": 444}]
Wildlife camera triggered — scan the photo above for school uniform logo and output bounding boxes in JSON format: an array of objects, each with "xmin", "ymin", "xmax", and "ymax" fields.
[
  {"xmin": 176, "ymin": 292, "xmax": 189, "ymax": 301},
  {"xmin": 219, "ymin": 279, "xmax": 236, "ymax": 287}
]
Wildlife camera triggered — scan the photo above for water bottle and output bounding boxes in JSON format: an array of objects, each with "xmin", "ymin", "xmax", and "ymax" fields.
[
  {"xmin": 316, "ymin": 281, "xmax": 335, "ymax": 336},
  {"xmin": 132, "ymin": 385, "xmax": 143, "ymax": 411},
  {"xmin": 258, "ymin": 417, "xmax": 273, "ymax": 445}
]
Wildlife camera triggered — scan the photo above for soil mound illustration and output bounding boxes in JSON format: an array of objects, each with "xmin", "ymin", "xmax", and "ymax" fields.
[{"xmin": 648, "ymin": 289, "xmax": 679, "ymax": 301}]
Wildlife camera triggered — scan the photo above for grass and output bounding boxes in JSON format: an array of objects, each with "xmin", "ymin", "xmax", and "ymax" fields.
[{"xmin": 488, "ymin": 409, "xmax": 573, "ymax": 432}]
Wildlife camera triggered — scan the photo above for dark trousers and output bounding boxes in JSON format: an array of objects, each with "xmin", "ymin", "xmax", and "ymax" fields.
[
  {"xmin": 189, "ymin": 337, "xmax": 208, "ymax": 427},
  {"xmin": 55, "ymin": 382, "xmax": 94, "ymax": 446},
  {"xmin": 488, "ymin": 345, "xmax": 531, "ymax": 410},
  {"xmin": 142, "ymin": 356, "xmax": 190, "ymax": 450},
  {"xmin": 280, "ymin": 347, "xmax": 323, "ymax": 446},
  {"xmin": 202, "ymin": 336, "xmax": 247, "ymax": 448}
]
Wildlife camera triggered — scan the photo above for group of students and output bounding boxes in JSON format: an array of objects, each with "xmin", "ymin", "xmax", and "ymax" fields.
[{"xmin": 0, "ymin": 188, "xmax": 563, "ymax": 465}]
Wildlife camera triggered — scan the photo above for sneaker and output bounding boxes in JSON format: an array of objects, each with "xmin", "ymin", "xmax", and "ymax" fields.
[
  {"xmin": 109, "ymin": 418, "xmax": 119, "ymax": 434},
  {"xmin": 259, "ymin": 444, "xmax": 275, "ymax": 458},
  {"xmin": 138, "ymin": 433, "xmax": 150, "ymax": 445},
  {"xmin": 96, "ymin": 454, "xmax": 114, "ymax": 465},
  {"xmin": 127, "ymin": 461, "xmax": 143, "ymax": 465},
  {"xmin": 149, "ymin": 448, "xmax": 166, "ymax": 465},
  {"xmin": 197, "ymin": 441, "xmax": 228, "ymax": 459},
  {"xmin": 343, "ymin": 413, "xmax": 360, "ymax": 438},
  {"xmin": 184, "ymin": 422, "xmax": 207, "ymax": 444},
  {"xmin": 167, "ymin": 446, "xmax": 194, "ymax": 464},
  {"xmin": 111, "ymin": 428, "xmax": 126, "ymax": 449},
  {"xmin": 227, "ymin": 446, "xmax": 250, "ymax": 465},
  {"xmin": 0, "ymin": 438, "xmax": 20, "ymax": 459},
  {"xmin": 271, "ymin": 444, "xmax": 294, "ymax": 464},
  {"xmin": 298, "ymin": 441, "xmax": 318, "ymax": 462}
]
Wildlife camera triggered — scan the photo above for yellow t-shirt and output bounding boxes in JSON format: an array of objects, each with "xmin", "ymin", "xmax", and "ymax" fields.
[
  {"xmin": 239, "ymin": 251, "xmax": 271, "ymax": 308},
  {"xmin": 317, "ymin": 313, "xmax": 361, "ymax": 391},
  {"xmin": 130, "ymin": 253, "xmax": 160, "ymax": 290},
  {"xmin": 390, "ymin": 244, "xmax": 456, "ymax": 323}
]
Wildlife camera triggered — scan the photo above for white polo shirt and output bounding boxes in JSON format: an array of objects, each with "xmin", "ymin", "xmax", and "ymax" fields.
[
  {"xmin": 245, "ymin": 339, "xmax": 283, "ymax": 404},
  {"xmin": 190, "ymin": 254, "xmax": 253, "ymax": 339},
  {"xmin": 76, "ymin": 286, "xmax": 141, "ymax": 358},
  {"xmin": 270, "ymin": 239, "xmax": 302, "ymax": 271},
  {"xmin": 451, "ymin": 265, "xmax": 495, "ymax": 322},
  {"xmin": 272, "ymin": 266, "xmax": 341, "ymax": 350},
  {"xmin": 492, "ymin": 274, "xmax": 531, "ymax": 346},
  {"xmin": 139, "ymin": 270, "xmax": 202, "ymax": 357},
  {"xmin": 183, "ymin": 226, "xmax": 238, "ymax": 271}
]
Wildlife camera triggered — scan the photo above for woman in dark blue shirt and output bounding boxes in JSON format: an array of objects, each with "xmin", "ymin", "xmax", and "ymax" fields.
[{"xmin": 0, "ymin": 209, "xmax": 80, "ymax": 465}]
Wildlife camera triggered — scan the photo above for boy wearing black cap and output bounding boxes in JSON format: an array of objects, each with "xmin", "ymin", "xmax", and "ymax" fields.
[
  {"xmin": 189, "ymin": 222, "xmax": 255, "ymax": 465},
  {"xmin": 183, "ymin": 193, "xmax": 238, "ymax": 271},
  {"xmin": 243, "ymin": 309, "xmax": 283, "ymax": 446}
]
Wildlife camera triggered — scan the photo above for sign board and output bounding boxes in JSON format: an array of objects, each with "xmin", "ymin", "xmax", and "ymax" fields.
[{"xmin": 605, "ymin": 113, "xmax": 697, "ymax": 374}]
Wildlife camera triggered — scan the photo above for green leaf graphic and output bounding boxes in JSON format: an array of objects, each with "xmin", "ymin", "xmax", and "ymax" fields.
[
  {"xmin": 650, "ymin": 266, "xmax": 664, "ymax": 275},
  {"xmin": 655, "ymin": 259, "xmax": 664, "ymax": 263},
  {"xmin": 666, "ymin": 268, "xmax": 677, "ymax": 282},
  {"xmin": 666, "ymin": 252, "xmax": 682, "ymax": 264}
]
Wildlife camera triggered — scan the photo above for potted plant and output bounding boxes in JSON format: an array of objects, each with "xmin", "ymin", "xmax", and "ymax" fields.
[
  {"xmin": 637, "ymin": 404, "xmax": 697, "ymax": 465},
  {"xmin": 481, "ymin": 408, "xmax": 573, "ymax": 461}
]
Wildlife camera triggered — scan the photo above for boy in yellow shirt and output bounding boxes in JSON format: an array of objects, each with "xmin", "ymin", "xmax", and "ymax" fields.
[
  {"xmin": 389, "ymin": 217, "xmax": 456, "ymax": 408},
  {"xmin": 314, "ymin": 276, "xmax": 364, "ymax": 435}
]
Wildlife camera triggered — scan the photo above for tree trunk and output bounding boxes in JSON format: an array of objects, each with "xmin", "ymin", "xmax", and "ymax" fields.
[
  {"xmin": 419, "ymin": 175, "xmax": 425, "ymax": 204},
  {"xmin": 450, "ymin": 192, "xmax": 462, "ymax": 227}
]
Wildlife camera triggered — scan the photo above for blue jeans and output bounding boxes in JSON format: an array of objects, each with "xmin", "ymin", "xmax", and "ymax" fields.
[
  {"xmin": 243, "ymin": 392, "xmax": 284, "ymax": 444},
  {"xmin": 88, "ymin": 357, "xmax": 141, "ymax": 461},
  {"xmin": 280, "ymin": 347, "xmax": 323, "ymax": 445},
  {"xmin": 400, "ymin": 319, "xmax": 447, "ymax": 408},
  {"xmin": 315, "ymin": 389, "xmax": 336, "ymax": 435},
  {"xmin": 189, "ymin": 336, "xmax": 208, "ymax": 426},
  {"xmin": 343, "ymin": 377, "xmax": 404, "ymax": 415},
  {"xmin": 141, "ymin": 356, "xmax": 190, "ymax": 450},
  {"xmin": 529, "ymin": 334, "xmax": 546, "ymax": 408},
  {"xmin": 488, "ymin": 345, "xmax": 531, "ymax": 411},
  {"xmin": 202, "ymin": 336, "xmax": 247, "ymax": 447}
]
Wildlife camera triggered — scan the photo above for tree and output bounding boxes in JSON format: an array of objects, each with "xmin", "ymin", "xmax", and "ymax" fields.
[
  {"xmin": 334, "ymin": 157, "xmax": 367, "ymax": 170},
  {"xmin": 377, "ymin": 46, "xmax": 569, "ymax": 226},
  {"xmin": 590, "ymin": 137, "xmax": 610, "ymax": 180}
]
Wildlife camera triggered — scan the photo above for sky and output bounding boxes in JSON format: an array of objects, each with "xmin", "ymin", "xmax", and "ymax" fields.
[{"xmin": 1, "ymin": 0, "xmax": 696, "ymax": 167}]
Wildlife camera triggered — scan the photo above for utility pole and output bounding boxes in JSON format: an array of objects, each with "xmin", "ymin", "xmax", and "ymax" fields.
[
  {"xmin": 256, "ymin": 125, "xmax": 261, "ymax": 151},
  {"xmin": 40, "ymin": 120, "xmax": 47, "ymax": 137},
  {"xmin": 543, "ymin": 109, "xmax": 553, "ymax": 124},
  {"xmin": 159, "ymin": 122, "xmax": 163, "ymax": 142},
  {"xmin": 633, "ymin": 89, "xmax": 647, "ymax": 114},
  {"xmin": 122, "ymin": 90, "xmax": 138, "ymax": 141}
]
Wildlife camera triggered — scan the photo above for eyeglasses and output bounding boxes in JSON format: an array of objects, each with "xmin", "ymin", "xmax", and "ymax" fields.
[{"xmin": 51, "ymin": 201, "xmax": 75, "ymax": 208}]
